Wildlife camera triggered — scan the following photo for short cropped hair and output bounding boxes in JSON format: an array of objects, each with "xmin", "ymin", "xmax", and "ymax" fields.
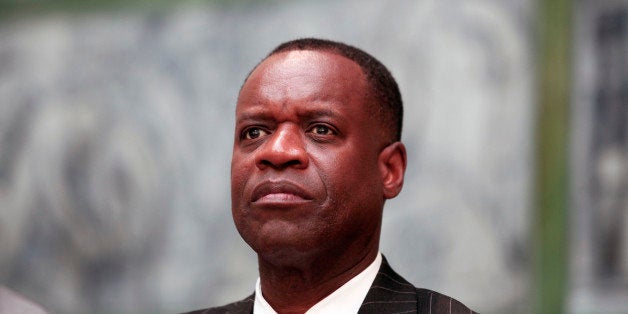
[{"xmin": 247, "ymin": 38, "xmax": 403, "ymax": 143}]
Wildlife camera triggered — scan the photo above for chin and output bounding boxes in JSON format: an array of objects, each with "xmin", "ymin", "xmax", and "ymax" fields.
[
  {"xmin": 254, "ymin": 244, "xmax": 319, "ymax": 267},
  {"xmin": 252, "ymin": 233, "xmax": 327, "ymax": 267}
]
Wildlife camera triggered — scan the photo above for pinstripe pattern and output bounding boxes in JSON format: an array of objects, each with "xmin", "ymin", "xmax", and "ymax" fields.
[
  {"xmin": 181, "ymin": 256, "xmax": 477, "ymax": 314},
  {"xmin": 358, "ymin": 257, "xmax": 476, "ymax": 314}
]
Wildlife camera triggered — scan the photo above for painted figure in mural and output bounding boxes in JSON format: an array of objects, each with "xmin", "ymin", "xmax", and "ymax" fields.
[{"xmin": 184, "ymin": 38, "xmax": 476, "ymax": 314}]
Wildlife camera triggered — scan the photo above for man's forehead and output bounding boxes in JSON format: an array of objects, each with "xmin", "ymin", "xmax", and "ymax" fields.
[
  {"xmin": 238, "ymin": 50, "xmax": 368, "ymax": 109},
  {"xmin": 249, "ymin": 50, "xmax": 364, "ymax": 85}
]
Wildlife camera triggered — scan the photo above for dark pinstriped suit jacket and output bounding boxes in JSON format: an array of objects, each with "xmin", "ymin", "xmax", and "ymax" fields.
[{"xmin": 183, "ymin": 256, "xmax": 477, "ymax": 314}]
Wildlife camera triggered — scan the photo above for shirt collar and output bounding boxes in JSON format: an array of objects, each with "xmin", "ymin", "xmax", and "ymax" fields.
[{"xmin": 254, "ymin": 253, "xmax": 382, "ymax": 314}]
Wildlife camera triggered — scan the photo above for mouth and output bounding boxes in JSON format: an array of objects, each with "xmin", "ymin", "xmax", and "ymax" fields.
[{"xmin": 251, "ymin": 181, "xmax": 313, "ymax": 204}]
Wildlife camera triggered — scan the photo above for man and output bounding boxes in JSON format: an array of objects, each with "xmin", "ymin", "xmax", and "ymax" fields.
[{"xmin": 186, "ymin": 38, "xmax": 476, "ymax": 313}]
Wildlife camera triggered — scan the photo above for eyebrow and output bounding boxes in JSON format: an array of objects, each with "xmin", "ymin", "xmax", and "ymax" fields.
[
  {"xmin": 297, "ymin": 108, "xmax": 340, "ymax": 120},
  {"xmin": 236, "ymin": 110, "xmax": 273, "ymax": 123},
  {"xmin": 236, "ymin": 107, "xmax": 344, "ymax": 123}
]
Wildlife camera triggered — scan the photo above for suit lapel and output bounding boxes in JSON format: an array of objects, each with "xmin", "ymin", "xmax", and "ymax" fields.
[
  {"xmin": 234, "ymin": 294, "xmax": 255, "ymax": 314},
  {"xmin": 358, "ymin": 256, "xmax": 418, "ymax": 314}
]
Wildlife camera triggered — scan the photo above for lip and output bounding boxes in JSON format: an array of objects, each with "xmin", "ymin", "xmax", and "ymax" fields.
[{"xmin": 251, "ymin": 180, "xmax": 313, "ymax": 204}]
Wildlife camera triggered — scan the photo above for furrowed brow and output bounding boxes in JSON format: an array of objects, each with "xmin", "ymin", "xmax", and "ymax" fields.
[
  {"xmin": 236, "ymin": 110, "xmax": 273, "ymax": 124},
  {"xmin": 298, "ymin": 108, "xmax": 340, "ymax": 120}
]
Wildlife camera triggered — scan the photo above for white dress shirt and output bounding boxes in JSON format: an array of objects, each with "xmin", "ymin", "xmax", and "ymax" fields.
[{"xmin": 254, "ymin": 253, "xmax": 382, "ymax": 314}]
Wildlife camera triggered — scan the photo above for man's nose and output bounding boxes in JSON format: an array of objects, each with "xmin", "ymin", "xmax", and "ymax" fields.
[{"xmin": 255, "ymin": 124, "xmax": 309, "ymax": 170}]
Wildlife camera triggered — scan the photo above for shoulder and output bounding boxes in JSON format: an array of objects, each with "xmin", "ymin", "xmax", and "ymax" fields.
[
  {"xmin": 373, "ymin": 256, "xmax": 477, "ymax": 313},
  {"xmin": 361, "ymin": 257, "xmax": 477, "ymax": 313},
  {"xmin": 414, "ymin": 288, "xmax": 477, "ymax": 314},
  {"xmin": 179, "ymin": 294, "xmax": 254, "ymax": 314}
]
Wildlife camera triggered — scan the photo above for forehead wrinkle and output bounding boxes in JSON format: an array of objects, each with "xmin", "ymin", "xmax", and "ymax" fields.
[
  {"xmin": 295, "ymin": 103, "xmax": 347, "ymax": 121},
  {"xmin": 257, "ymin": 77, "xmax": 325, "ymax": 105}
]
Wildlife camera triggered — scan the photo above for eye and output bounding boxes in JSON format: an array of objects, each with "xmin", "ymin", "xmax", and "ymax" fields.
[
  {"xmin": 308, "ymin": 124, "xmax": 336, "ymax": 136},
  {"xmin": 243, "ymin": 127, "xmax": 268, "ymax": 140}
]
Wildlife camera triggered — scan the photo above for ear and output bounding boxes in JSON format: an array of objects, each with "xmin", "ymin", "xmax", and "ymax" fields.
[{"xmin": 378, "ymin": 142, "xmax": 407, "ymax": 199}]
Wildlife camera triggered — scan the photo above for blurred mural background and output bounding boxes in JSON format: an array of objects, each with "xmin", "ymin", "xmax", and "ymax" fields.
[{"xmin": 0, "ymin": 0, "xmax": 625, "ymax": 313}]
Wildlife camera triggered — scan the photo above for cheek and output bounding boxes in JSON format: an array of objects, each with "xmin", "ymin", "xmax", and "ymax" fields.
[
  {"xmin": 230, "ymin": 169, "xmax": 246, "ymax": 195},
  {"xmin": 315, "ymin": 154, "xmax": 382, "ymax": 216},
  {"xmin": 329, "ymin": 148, "xmax": 380, "ymax": 184},
  {"xmin": 230, "ymin": 153, "xmax": 252, "ymax": 198},
  {"xmin": 231, "ymin": 162, "xmax": 252, "ymax": 239}
]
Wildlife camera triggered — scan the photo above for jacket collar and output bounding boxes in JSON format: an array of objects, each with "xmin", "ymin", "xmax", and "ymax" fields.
[
  {"xmin": 239, "ymin": 255, "xmax": 417, "ymax": 314},
  {"xmin": 358, "ymin": 255, "xmax": 418, "ymax": 314}
]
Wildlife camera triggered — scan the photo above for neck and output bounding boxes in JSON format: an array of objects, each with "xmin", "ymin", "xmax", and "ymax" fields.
[{"xmin": 257, "ymin": 245, "xmax": 379, "ymax": 314}]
